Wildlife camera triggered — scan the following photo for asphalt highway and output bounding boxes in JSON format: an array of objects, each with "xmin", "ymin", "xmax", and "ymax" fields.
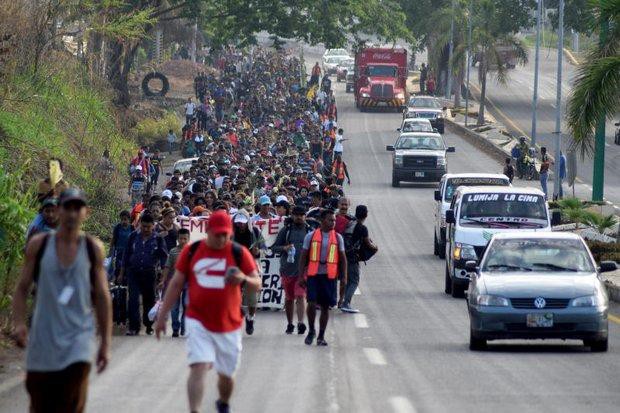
[
  {"xmin": 479, "ymin": 47, "xmax": 620, "ymax": 206},
  {"xmin": 1, "ymin": 52, "xmax": 620, "ymax": 413}
]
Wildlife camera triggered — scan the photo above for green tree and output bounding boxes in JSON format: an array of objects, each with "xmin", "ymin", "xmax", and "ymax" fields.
[
  {"xmin": 548, "ymin": 0, "xmax": 594, "ymax": 34},
  {"xmin": 566, "ymin": 0, "xmax": 620, "ymax": 156}
]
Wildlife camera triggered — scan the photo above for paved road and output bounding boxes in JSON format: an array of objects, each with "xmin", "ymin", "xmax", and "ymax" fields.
[
  {"xmin": 478, "ymin": 47, "xmax": 620, "ymax": 205},
  {"xmin": 2, "ymin": 58, "xmax": 620, "ymax": 413}
]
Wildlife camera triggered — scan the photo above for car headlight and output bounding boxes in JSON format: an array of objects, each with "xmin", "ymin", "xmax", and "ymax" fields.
[
  {"xmin": 454, "ymin": 242, "xmax": 477, "ymax": 261},
  {"xmin": 394, "ymin": 154, "xmax": 403, "ymax": 166},
  {"xmin": 361, "ymin": 92, "xmax": 370, "ymax": 98},
  {"xmin": 571, "ymin": 291, "xmax": 607, "ymax": 307},
  {"xmin": 437, "ymin": 114, "xmax": 444, "ymax": 119},
  {"xmin": 436, "ymin": 157, "xmax": 446, "ymax": 167},
  {"xmin": 395, "ymin": 92, "xmax": 405, "ymax": 99},
  {"xmin": 477, "ymin": 294, "xmax": 510, "ymax": 307}
]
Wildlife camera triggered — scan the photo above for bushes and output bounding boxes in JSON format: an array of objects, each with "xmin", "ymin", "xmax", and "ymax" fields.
[
  {"xmin": 0, "ymin": 168, "xmax": 36, "ymax": 327},
  {"xmin": 131, "ymin": 111, "xmax": 180, "ymax": 149},
  {"xmin": 553, "ymin": 197, "xmax": 618, "ymax": 235},
  {"xmin": 586, "ymin": 241, "xmax": 620, "ymax": 264}
]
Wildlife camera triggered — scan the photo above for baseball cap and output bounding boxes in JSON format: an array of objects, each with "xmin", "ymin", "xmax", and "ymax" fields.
[
  {"xmin": 40, "ymin": 197, "xmax": 58, "ymax": 209},
  {"xmin": 59, "ymin": 188, "xmax": 87, "ymax": 207},
  {"xmin": 233, "ymin": 213, "xmax": 249, "ymax": 224},
  {"xmin": 310, "ymin": 180, "xmax": 319, "ymax": 186},
  {"xmin": 135, "ymin": 165, "xmax": 143, "ymax": 171},
  {"xmin": 208, "ymin": 210, "xmax": 233, "ymax": 235},
  {"xmin": 161, "ymin": 189, "xmax": 173, "ymax": 199},
  {"xmin": 259, "ymin": 195, "xmax": 272, "ymax": 205},
  {"xmin": 276, "ymin": 195, "xmax": 288, "ymax": 204}
]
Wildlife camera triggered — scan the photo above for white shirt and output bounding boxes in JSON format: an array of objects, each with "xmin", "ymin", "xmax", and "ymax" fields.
[
  {"xmin": 334, "ymin": 134, "xmax": 344, "ymax": 153},
  {"xmin": 185, "ymin": 102, "xmax": 196, "ymax": 115}
]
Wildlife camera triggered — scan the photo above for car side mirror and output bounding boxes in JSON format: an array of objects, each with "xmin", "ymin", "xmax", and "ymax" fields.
[
  {"xmin": 465, "ymin": 261, "xmax": 478, "ymax": 272},
  {"xmin": 434, "ymin": 190, "xmax": 441, "ymax": 201},
  {"xmin": 598, "ymin": 261, "xmax": 618, "ymax": 273},
  {"xmin": 166, "ymin": 172, "xmax": 172, "ymax": 177},
  {"xmin": 445, "ymin": 209, "xmax": 455, "ymax": 224},
  {"xmin": 442, "ymin": 106, "xmax": 447, "ymax": 111},
  {"xmin": 396, "ymin": 127, "xmax": 401, "ymax": 132},
  {"xmin": 446, "ymin": 147, "xmax": 456, "ymax": 153},
  {"xmin": 386, "ymin": 145, "xmax": 395, "ymax": 151},
  {"xmin": 551, "ymin": 210, "xmax": 561, "ymax": 226},
  {"xmin": 615, "ymin": 122, "xmax": 620, "ymax": 126}
]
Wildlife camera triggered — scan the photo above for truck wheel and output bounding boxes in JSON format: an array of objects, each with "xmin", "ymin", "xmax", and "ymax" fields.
[
  {"xmin": 391, "ymin": 175, "xmax": 400, "ymax": 187},
  {"xmin": 469, "ymin": 329, "xmax": 487, "ymax": 351},
  {"xmin": 444, "ymin": 264, "xmax": 452, "ymax": 294},
  {"xmin": 438, "ymin": 239, "xmax": 446, "ymax": 259},
  {"xmin": 452, "ymin": 281, "xmax": 465, "ymax": 298},
  {"xmin": 142, "ymin": 72, "xmax": 169, "ymax": 97},
  {"xmin": 433, "ymin": 233, "xmax": 439, "ymax": 256}
]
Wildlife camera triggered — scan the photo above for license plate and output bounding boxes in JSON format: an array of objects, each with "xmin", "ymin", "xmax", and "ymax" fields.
[
  {"xmin": 415, "ymin": 172, "xmax": 425, "ymax": 178},
  {"xmin": 377, "ymin": 101, "xmax": 388, "ymax": 106},
  {"xmin": 526, "ymin": 313, "xmax": 553, "ymax": 328}
]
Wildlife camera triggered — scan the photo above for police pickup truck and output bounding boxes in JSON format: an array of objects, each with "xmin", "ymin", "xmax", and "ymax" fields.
[
  {"xmin": 444, "ymin": 186, "xmax": 561, "ymax": 298},
  {"xmin": 386, "ymin": 132, "xmax": 455, "ymax": 187}
]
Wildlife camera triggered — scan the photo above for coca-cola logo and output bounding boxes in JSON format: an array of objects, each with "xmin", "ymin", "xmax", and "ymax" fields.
[{"xmin": 372, "ymin": 53, "xmax": 392, "ymax": 60}]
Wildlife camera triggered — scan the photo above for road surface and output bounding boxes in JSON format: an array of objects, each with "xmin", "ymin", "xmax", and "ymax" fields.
[
  {"xmin": 478, "ymin": 46, "xmax": 620, "ymax": 205},
  {"xmin": 1, "ymin": 55, "xmax": 620, "ymax": 413}
]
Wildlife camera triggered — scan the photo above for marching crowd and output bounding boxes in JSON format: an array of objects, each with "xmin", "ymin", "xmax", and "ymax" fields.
[{"xmin": 14, "ymin": 47, "xmax": 377, "ymax": 413}]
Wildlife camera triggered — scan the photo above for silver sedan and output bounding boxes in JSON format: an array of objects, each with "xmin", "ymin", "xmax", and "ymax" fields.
[{"xmin": 466, "ymin": 232, "xmax": 617, "ymax": 352}]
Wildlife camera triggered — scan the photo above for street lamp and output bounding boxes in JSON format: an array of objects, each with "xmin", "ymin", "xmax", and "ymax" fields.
[
  {"xmin": 531, "ymin": 0, "xmax": 542, "ymax": 147},
  {"xmin": 553, "ymin": 0, "xmax": 564, "ymax": 200}
]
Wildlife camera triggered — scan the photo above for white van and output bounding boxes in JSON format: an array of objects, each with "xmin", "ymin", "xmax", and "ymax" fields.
[
  {"xmin": 444, "ymin": 186, "xmax": 561, "ymax": 298},
  {"xmin": 433, "ymin": 173, "xmax": 510, "ymax": 259}
]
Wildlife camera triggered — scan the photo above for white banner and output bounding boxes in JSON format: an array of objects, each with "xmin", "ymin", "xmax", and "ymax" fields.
[
  {"xmin": 251, "ymin": 217, "xmax": 285, "ymax": 247},
  {"xmin": 176, "ymin": 216, "xmax": 209, "ymax": 242}
]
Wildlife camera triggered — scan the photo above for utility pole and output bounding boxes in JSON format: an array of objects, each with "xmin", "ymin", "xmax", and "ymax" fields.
[
  {"xmin": 553, "ymin": 0, "xmax": 564, "ymax": 200},
  {"xmin": 465, "ymin": 0, "xmax": 472, "ymax": 127},
  {"xmin": 592, "ymin": 10, "xmax": 609, "ymax": 202},
  {"xmin": 446, "ymin": 0, "xmax": 455, "ymax": 100},
  {"xmin": 531, "ymin": 0, "xmax": 542, "ymax": 147},
  {"xmin": 190, "ymin": 18, "xmax": 197, "ymax": 63}
]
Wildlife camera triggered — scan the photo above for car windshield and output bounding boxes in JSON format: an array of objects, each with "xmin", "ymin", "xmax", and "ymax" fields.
[
  {"xmin": 326, "ymin": 49, "xmax": 348, "ymax": 57},
  {"xmin": 482, "ymin": 238, "xmax": 595, "ymax": 273},
  {"xmin": 402, "ymin": 122, "xmax": 433, "ymax": 132},
  {"xmin": 444, "ymin": 178, "xmax": 510, "ymax": 201},
  {"xmin": 175, "ymin": 160, "xmax": 194, "ymax": 173},
  {"xmin": 395, "ymin": 136, "xmax": 444, "ymax": 150},
  {"xmin": 459, "ymin": 192, "xmax": 548, "ymax": 227},
  {"xmin": 325, "ymin": 57, "xmax": 341, "ymax": 64},
  {"xmin": 408, "ymin": 98, "xmax": 442, "ymax": 108},
  {"xmin": 368, "ymin": 65, "xmax": 397, "ymax": 77}
]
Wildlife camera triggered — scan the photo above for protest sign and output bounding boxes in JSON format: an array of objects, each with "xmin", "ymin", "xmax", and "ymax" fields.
[
  {"xmin": 251, "ymin": 217, "xmax": 285, "ymax": 247},
  {"xmin": 257, "ymin": 250, "xmax": 284, "ymax": 309},
  {"xmin": 176, "ymin": 216, "xmax": 209, "ymax": 242}
]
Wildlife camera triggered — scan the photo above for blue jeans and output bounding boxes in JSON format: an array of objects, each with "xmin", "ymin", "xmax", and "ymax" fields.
[
  {"xmin": 540, "ymin": 171, "xmax": 548, "ymax": 199},
  {"xmin": 343, "ymin": 261, "xmax": 360, "ymax": 307},
  {"xmin": 171, "ymin": 288, "xmax": 187, "ymax": 333}
]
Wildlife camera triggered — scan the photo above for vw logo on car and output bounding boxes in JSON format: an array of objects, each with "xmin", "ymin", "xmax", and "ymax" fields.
[{"xmin": 534, "ymin": 297, "xmax": 546, "ymax": 309}]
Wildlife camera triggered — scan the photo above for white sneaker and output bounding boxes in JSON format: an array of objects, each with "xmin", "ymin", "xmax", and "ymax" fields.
[{"xmin": 340, "ymin": 305, "xmax": 359, "ymax": 313}]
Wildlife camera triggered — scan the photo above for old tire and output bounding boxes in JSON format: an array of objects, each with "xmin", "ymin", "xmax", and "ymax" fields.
[
  {"xmin": 142, "ymin": 72, "xmax": 170, "ymax": 97},
  {"xmin": 438, "ymin": 237, "xmax": 446, "ymax": 259},
  {"xmin": 444, "ymin": 264, "xmax": 452, "ymax": 294}
]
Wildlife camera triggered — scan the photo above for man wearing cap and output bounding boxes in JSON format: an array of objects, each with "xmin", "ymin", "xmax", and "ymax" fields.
[
  {"xmin": 272, "ymin": 205, "xmax": 311, "ymax": 334},
  {"xmin": 129, "ymin": 165, "xmax": 148, "ymax": 207},
  {"xmin": 13, "ymin": 189, "xmax": 112, "ymax": 413},
  {"xmin": 130, "ymin": 149, "xmax": 150, "ymax": 179},
  {"xmin": 155, "ymin": 211, "xmax": 261, "ymax": 413},
  {"xmin": 232, "ymin": 212, "xmax": 264, "ymax": 335},
  {"xmin": 251, "ymin": 195, "xmax": 276, "ymax": 223},
  {"xmin": 26, "ymin": 197, "xmax": 59, "ymax": 241}
]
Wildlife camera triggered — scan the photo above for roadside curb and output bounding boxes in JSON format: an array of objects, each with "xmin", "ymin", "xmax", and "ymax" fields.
[{"xmin": 563, "ymin": 48, "xmax": 580, "ymax": 66}]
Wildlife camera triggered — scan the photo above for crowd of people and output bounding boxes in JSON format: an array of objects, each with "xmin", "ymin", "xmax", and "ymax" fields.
[{"xmin": 14, "ymin": 47, "xmax": 378, "ymax": 413}]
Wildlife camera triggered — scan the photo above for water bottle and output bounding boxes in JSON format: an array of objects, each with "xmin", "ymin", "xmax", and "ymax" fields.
[{"xmin": 287, "ymin": 245, "xmax": 296, "ymax": 263}]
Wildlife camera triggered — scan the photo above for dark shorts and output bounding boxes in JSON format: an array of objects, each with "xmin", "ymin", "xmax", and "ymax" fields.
[
  {"xmin": 307, "ymin": 274, "xmax": 337, "ymax": 307},
  {"xmin": 26, "ymin": 362, "xmax": 91, "ymax": 413}
]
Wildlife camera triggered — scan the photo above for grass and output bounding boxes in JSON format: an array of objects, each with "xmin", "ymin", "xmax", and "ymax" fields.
[
  {"xmin": 0, "ymin": 57, "xmax": 138, "ymax": 328},
  {"xmin": 522, "ymin": 29, "xmax": 596, "ymax": 55}
]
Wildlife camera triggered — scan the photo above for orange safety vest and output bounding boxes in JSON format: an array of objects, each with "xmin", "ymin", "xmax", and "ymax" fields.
[
  {"xmin": 332, "ymin": 161, "xmax": 345, "ymax": 180},
  {"xmin": 307, "ymin": 229, "xmax": 339, "ymax": 279}
]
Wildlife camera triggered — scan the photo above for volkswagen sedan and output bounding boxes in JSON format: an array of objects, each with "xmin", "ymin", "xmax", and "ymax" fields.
[{"xmin": 467, "ymin": 232, "xmax": 617, "ymax": 352}]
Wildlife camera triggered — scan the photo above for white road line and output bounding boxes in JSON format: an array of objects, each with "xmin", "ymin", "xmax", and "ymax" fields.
[
  {"xmin": 354, "ymin": 287, "xmax": 361, "ymax": 295},
  {"xmin": 363, "ymin": 347, "xmax": 387, "ymax": 365},
  {"xmin": 354, "ymin": 313, "xmax": 369, "ymax": 328},
  {"xmin": 389, "ymin": 396, "xmax": 417, "ymax": 413}
]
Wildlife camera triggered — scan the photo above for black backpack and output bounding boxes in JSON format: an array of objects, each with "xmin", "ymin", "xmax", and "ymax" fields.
[{"xmin": 187, "ymin": 240, "xmax": 243, "ymax": 267}]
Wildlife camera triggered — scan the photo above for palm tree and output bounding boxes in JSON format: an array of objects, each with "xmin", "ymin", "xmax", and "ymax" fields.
[
  {"xmin": 470, "ymin": 0, "xmax": 528, "ymax": 126},
  {"xmin": 566, "ymin": 0, "xmax": 620, "ymax": 157}
]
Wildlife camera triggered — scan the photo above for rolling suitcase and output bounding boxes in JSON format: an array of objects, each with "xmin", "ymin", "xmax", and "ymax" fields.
[{"xmin": 110, "ymin": 285, "xmax": 128, "ymax": 325}]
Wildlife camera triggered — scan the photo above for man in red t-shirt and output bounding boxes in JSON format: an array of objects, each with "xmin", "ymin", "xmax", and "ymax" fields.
[{"xmin": 155, "ymin": 210, "xmax": 260, "ymax": 413}]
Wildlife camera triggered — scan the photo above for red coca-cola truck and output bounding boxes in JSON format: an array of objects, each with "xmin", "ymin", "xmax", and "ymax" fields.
[{"xmin": 354, "ymin": 47, "xmax": 408, "ymax": 112}]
